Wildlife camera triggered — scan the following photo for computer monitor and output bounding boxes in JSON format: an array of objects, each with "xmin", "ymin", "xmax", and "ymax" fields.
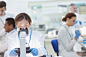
[{"xmin": 39, "ymin": 25, "xmax": 45, "ymax": 29}]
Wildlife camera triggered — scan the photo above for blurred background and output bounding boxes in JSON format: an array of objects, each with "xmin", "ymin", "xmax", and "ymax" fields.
[{"xmin": 2, "ymin": 0, "xmax": 86, "ymax": 34}]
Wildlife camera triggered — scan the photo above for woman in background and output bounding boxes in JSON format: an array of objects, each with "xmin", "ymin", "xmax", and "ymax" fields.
[{"xmin": 58, "ymin": 13, "xmax": 81, "ymax": 57}]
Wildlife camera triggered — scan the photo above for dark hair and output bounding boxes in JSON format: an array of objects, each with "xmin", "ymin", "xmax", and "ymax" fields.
[
  {"xmin": 69, "ymin": 3, "xmax": 76, "ymax": 7},
  {"xmin": 62, "ymin": 13, "xmax": 76, "ymax": 21},
  {"xmin": 15, "ymin": 13, "xmax": 32, "ymax": 25},
  {"xmin": 6, "ymin": 18, "xmax": 15, "ymax": 28},
  {"xmin": 0, "ymin": 1, "xmax": 6, "ymax": 8}
]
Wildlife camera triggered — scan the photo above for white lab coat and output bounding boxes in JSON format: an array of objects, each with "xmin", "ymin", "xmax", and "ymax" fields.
[
  {"xmin": 58, "ymin": 25, "xmax": 81, "ymax": 57},
  {"xmin": 4, "ymin": 29, "xmax": 47, "ymax": 57},
  {"xmin": 0, "ymin": 29, "xmax": 7, "ymax": 52},
  {"xmin": 0, "ymin": 13, "xmax": 14, "ymax": 31},
  {"xmin": 0, "ymin": 29, "xmax": 16, "ymax": 52}
]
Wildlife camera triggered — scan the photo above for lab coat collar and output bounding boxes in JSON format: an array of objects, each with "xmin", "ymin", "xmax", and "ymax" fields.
[
  {"xmin": 27, "ymin": 29, "xmax": 31, "ymax": 37},
  {"xmin": 63, "ymin": 24, "xmax": 70, "ymax": 30},
  {"xmin": 7, "ymin": 29, "xmax": 16, "ymax": 36}
]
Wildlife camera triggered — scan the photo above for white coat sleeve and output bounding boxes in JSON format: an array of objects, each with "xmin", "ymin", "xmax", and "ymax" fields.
[
  {"xmin": 0, "ymin": 37, "xmax": 8, "ymax": 52},
  {"xmin": 0, "ymin": 30, "xmax": 7, "ymax": 52},
  {"xmin": 77, "ymin": 36, "xmax": 84, "ymax": 43},
  {"xmin": 8, "ymin": 35, "xmax": 15, "ymax": 51},
  {"xmin": 34, "ymin": 32, "xmax": 47, "ymax": 56},
  {"xmin": 4, "ymin": 31, "xmax": 18, "ymax": 57},
  {"xmin": 4, "ymin": 34, "xmax": 15, "ymax": 57},
  {"xmin": 0, "ymin": 29, "xmax": 6, "ymax": 37},
  {"xmin": 59, "ymin": 28, "xmax": 76, "ymax": 51}
]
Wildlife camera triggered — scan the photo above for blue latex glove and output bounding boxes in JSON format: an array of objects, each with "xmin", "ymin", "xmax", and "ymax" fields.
[
  {"xmin": 75, "ymin": 21, "xmax": 82, "ymax": 25},
  {"xmin": 75, "ymin": 30, "xmax": 81, "ymax": 39},
  {"xmin": 75, "ymin": 21, "xmax": 78, "ymax": 24},
  {"xmin": 83, "ymin": 39, "xmax": 86, "ymax": 44},
  {"xmin": 84, "ymin": 39, "xmax": 86, "ymax": 41},
  {"xmin": 30, "ymin": 48, "xmax": 38, "ymax": 56},
  {"xmin": 9, "ymin": 49, "xmax": 17, "ymax": 56},
  {"xmin": 79, "ymin": 21, "xmax": 82, "ymax": 25}
]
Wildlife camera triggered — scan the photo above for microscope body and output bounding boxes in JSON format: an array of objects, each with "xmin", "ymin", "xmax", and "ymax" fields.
[
  {"xmin": 17, "ymin": 28, "xmax": 31, "ymax": 57},
  {"xmin": 20, "ymin": 31, "xmax": 26, "ymax": 57}
]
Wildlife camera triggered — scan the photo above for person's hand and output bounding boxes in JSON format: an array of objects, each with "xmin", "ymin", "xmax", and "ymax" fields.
[
  {"xmin": 9, "ymin": 49, "xmax": 17, "ymax": 56},
  {"xmin": 30, "ymin": 48, "xmax": 38, "ymax": 56},
  {"xmin": 83, "ymin": 39, "xmax": 86, "ymax": 41},
  {"xmin": 75, "ymin": 30, "xmax": 81, "ymax": 39},
  {"xmin": 83, "ymin": 39, "xmax": 86, "ymax": 44}
]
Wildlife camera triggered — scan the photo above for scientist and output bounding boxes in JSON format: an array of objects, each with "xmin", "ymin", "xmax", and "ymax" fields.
[
  {"xmin": 69, "ymin": 4, "xmax": 77, "ymax": 15},
  {"xmin": 0, "ymin": 1, "xmax": 14, "ymax": 31},
  {"xmin": 0, "ymin": 18, "xmax": 15, "ymax": 56},
  {"xmin": 5, "ymin": 13, "xmax": 47, "ymax": 57},
  {"xmin": 58, "ymin": 13, "xmax": 82, "ymax": 57}
]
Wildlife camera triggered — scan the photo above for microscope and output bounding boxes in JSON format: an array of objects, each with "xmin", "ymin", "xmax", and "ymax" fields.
[{"xmin": 15, "ymin": 28, "xmax": 31, "ymax": 57}]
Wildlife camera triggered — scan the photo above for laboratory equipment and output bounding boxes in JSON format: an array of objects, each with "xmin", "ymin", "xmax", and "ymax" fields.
[
  {"xmin": 15, "ymin": 47, "xmax": 31, "ymax": 56},
  {"xmin": 48, "ymin": 29, "xmax": 58, "ymax": 38},
  {"xmin": 18, "ymin": 28, "xmax": 28, "ymax": 57}
]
